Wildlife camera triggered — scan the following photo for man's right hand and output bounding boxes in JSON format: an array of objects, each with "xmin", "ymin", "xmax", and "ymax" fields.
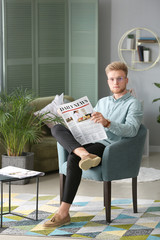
[{"xmin": 57, "ymin": 108, "xmax": 62, "ymax": 116}]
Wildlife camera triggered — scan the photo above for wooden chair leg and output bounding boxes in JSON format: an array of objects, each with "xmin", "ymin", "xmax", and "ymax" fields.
[
  {"xmin": 132, "ymin": 177, "xmax": 137, "ymax": 213},
  {"xmin": 103, "ymin": 181, "xmax": 111, "ymax": 223},
  {"xmin": 59, "ymin": 174, "xmax": 66, "ymax": 204}
]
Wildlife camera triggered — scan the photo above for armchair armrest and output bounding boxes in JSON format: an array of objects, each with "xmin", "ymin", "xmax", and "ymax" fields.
[
  {"xmin": 101, "ymin": 124, "xmax": 147, "ymax": 181},
  {"xmin": 57, "ymin": 142, "xmax": 69, "ymax": 174}
]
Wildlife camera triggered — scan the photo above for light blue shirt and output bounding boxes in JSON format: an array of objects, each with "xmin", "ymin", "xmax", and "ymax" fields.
[{"xmin": 94, "ymin": 92, "xmax": 143, "ymax": 146}]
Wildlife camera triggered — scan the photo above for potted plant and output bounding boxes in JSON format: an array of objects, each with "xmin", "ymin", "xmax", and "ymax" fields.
[
  {"xmin": 153, "ymin": 82, "xmax": 160, "ymax": 123},
  {"xmin": 127, "ymin": 34, "xmax": 134, "ymax": 49},
  {"xmin": 0, "ymin": 88, "xmax": 62, "ymax": 184}
]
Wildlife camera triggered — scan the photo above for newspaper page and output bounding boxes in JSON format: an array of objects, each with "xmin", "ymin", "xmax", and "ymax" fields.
[
  {"xmin": 0, "ymin": 166, "xmax": 45, "ymax": 179},
  {"xmin": 59, "ymin": 96, "xmax": 107, "ymax": 145}
]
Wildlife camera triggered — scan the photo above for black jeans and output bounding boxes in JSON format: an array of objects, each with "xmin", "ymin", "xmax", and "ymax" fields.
[{"xmin": 51, "ymin": 124, "xmax": 105, "ymax": 204}]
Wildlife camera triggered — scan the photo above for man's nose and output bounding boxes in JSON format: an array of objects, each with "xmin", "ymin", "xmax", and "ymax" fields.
[{"xmin": 113, "ymin": 79, "xmax": 119, "ymax": 84}]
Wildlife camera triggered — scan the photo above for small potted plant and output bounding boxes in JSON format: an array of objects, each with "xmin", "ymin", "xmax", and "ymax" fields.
[
  {"xmin": 127, "ymin": 34, "xmax": 134, "ymax": 49},
  {"xmin": 0, "ymin": 88, "xmax": 62, "ymax": 184},
  {"xmin": 153, "ymin": 82, "xmax": 160, "ymax": 123}
]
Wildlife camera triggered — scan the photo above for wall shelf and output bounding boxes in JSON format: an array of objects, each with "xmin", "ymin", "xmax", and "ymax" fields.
[
  {"xmin": 118, "ymin": 27, "xmax": 160, "ymax": 71},
  {"xmin": 138, "ymin": 40, "xmax": 157, "ymax": 44}
]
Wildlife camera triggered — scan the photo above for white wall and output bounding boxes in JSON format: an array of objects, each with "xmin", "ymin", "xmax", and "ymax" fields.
[
  {"xmin": 98, "ymin": 0, "xmax": 111, "ymax": 97},
  {"xmin": 98, "ymin": 0, "xmax": 160, "ymax": 149}
]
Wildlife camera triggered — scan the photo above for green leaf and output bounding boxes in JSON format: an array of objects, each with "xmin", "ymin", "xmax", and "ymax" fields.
[
  {"xmin": 153, "ymin": 98, "xmax": 160, "ymax": 103},
  {"xmin": 0, "ymin": 87, "xmax": 62, "ymax": 156},
  {"xmin": 157, "ymin": 114, "xmax": 160, "ymax": 123},
  {"xmin": 154, "ymin": 83, "xmax": 160, "ymax": 88}
]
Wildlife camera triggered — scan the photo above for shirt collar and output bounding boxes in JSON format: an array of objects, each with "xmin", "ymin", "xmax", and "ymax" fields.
[{"xmin": 110, "ymin": 91, "xmax": 131, "ymax": 102}]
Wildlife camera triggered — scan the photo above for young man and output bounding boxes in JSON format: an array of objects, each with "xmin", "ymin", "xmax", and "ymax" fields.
[{"xmin": 43, "ymin": 61, "xmax": 143, "ymax": 228}]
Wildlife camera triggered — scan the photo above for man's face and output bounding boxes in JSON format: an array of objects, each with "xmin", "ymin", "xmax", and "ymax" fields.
[{"xmin": 107, "ymin": 70, "xmax": 128, "ymax": 96}]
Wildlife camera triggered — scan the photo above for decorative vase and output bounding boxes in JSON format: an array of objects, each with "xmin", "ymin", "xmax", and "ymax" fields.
[
  {"xmin": 143, "ymin": 49, "xmax": 150, "ymax": 62},
  {"xmin": 127, "ymin": 38, "xmax": 134, "ymax": 49},
  {"xmin": 1, "ymin": 152, "xmax": 34, "ymax": 184},
  {"xmin": 126, "ymin": 34, "xmax": 134, "ymax": 49}
]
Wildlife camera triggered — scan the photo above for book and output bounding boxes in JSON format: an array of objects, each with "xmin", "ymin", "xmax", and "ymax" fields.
[
  {"xmin": 138, "ymin": 37, "xmax": 157, "ymax": 43},
  {"xmin": 0, "ymin": 166, "xmax": 45, "ymax": 179},
  {"xmin": 137, "ymin": 45, "xmax": 144, "ymax": 61},
  {"xmin": 139, "ymin": 37, "xmax": 156, "ymax": 40}
]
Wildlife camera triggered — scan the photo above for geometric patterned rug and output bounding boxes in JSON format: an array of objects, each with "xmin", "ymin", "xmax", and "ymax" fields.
[{"xmin": 1, "ymin": 194, "xmax": 160, "ymax": 239}]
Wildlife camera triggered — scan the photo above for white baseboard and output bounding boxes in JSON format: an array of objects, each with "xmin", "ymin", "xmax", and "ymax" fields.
[
  {"xmin": 137, "ymin": 129, "xmax": 160, "ymax": 156},
  {"xmin": 150, "ymin": 146, "xmax": 160, "ymax": 152},
  {"xmin": 143, "ymin": 128, "xmax": 160, "ymax": 154}
]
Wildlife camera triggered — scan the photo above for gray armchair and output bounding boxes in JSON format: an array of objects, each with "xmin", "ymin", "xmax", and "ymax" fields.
[{"xmin": 57, "ymin": 124, "xmax": 147, "ymax": 223}]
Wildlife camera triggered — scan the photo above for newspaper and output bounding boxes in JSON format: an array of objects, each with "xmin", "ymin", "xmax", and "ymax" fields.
[
  {"xmin": 59, "ymin": 96, "xmax": 107, "ymax": 145},
  {"xmin": 0, "ymin": 166, "xmax": 45, "ymax": 179}
]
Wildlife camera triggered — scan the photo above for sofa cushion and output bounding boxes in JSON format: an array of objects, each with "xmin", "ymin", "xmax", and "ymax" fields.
[
  {"xmin": 31, "ymin": 136, "xmax": 57, "ymax": 159},
  {"xmin": 29, "ymin": 95, "xmax": 74, "ymax": 172},
  {"xmin": 34, "ymin": 93, "xmax": 64, "ymax": 128},
  {"xmin": 32, "ymin": 95, "xmax": 74, "ymax": 112},
  {"xmin": 31, "ymin": 136, "xmax": 59, "ymax": 172}
]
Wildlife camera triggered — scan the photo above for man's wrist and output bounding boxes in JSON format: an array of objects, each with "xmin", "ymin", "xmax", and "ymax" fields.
[{"xmin": 105, "ymin": 119, "xmax": 111, "ymax": 128}]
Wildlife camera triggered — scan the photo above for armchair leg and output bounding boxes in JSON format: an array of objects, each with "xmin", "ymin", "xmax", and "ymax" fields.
[
  {"xmin": 132, "ymin": 177, "xmax": 137, "ymax": 213},
  {"xmin": 103, "ymin": 181, "xmax": 111, "ymax": 223},
  {"xmin": 60, "ymin": 174, "xmax": 66, "ymax": 204}
]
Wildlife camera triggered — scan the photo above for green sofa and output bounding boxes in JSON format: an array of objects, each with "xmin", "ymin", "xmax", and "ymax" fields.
[{"xmin": 0, "ymin": 95, "xmax": 74, "ymax": 173}]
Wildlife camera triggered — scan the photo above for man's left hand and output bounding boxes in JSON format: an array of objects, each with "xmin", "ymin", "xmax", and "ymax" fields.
[{"xmin": 91, "ymin": 112, "xmax": 110, "ymax": 128}]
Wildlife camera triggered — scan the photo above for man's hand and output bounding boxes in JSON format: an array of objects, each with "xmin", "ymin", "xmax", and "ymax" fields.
[
  {"xmin": 57, "ymin": 108, "xmax": 62, "ymax": 116},
  {"xmin": 91, "ymin": 112, "xmax": 110, "ymax": 128}
]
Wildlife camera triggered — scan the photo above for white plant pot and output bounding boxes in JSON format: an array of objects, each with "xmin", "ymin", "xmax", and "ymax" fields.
[
  {"xmin": 127, "ymin": 38, "xmax": 134, "ymax": 49},
  {"xmin": 143, "ymin": 50, "xmax": 150, "ymax": 62}
]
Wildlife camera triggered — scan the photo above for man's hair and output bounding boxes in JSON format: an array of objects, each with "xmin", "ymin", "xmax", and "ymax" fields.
[{"xmin": 105, "ymin": 61, "xmax": 128, "ymax": 76}]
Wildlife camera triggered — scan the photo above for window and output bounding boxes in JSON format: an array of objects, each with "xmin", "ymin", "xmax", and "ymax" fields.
[{"xmin": 2, "ymin": 0, "xmax": 98, "ymax": 105}]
